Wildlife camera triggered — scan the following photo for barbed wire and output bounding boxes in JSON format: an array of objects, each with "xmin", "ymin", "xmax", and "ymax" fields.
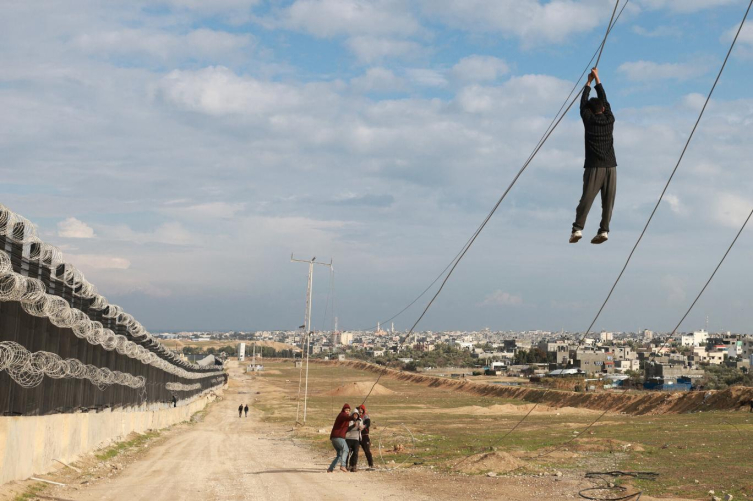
[
  {"xmin": 0, "ymin": 202, "xmax": 214, "ymax": 374},
  {"xmin": 166, "ymin": 382, "xmax": 201, "ymax": 391},
  {"xmin": 166, "ymin": 376, "xmax": 225, "ymax": 392},
  {"xmin": 0, "ymin": 256, "xmax": 224, "ymax": 381},
  {"xmin": 0, "ymin": 341, "xmax": 146, "ymax": 390}
]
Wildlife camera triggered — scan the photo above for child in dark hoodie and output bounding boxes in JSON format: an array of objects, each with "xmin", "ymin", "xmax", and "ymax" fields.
[{"xmin": 328, "ymin": 403, "xmax": 351, "ymax": 472}]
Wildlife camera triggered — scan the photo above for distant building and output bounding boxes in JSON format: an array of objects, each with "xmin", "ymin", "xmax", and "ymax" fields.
[
  {"xmin": 600, "ymin": 331, "xmax": 613, "ymax": 342},
  {"xmin": 681, "ymin": 330, "xmax": 708, "ymax": 347},
  {"xmin": 644, "ymin": 362, "xmax": 704, "ymax": 382},
  {"xmin": 331, "ymin": 332, "xmax": 354, "ymax": 346},
  {"xmin": 573, "ymin": 351, "xmax": 614, "ymax": 374},
  {"xmin": 238, "ymin": 343, "xmax": 246, "ymax": 361}
]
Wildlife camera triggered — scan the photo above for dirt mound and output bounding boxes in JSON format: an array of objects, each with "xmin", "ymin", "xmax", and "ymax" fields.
[
  {"xmin": 442, "ymin": 404, "xmax": 602, "ymax": 416},
  {"xmin": 454, "ymin": 451, "xmax": 525, "ymax": 474},
  {"xmin": 323, "ymin": 382, "xmax": 395, "ymax": 397}
]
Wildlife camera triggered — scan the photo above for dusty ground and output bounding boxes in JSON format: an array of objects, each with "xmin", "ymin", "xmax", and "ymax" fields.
[{"xmin": 0, "ymin": 365, "xmax": 649, "ymax": 501}]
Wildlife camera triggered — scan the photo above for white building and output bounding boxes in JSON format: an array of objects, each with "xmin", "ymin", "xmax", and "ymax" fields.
[
  {"xmin": 681, "ymin": 330, "xmax": 708, "ymax": 347},
  {"xmin": 237, "ymin": 342, "xmax": 246, "ymax": 361},
  {"xmin": 600, "ymin": 331, "xmax": 613, "ymax": 342},
  {"xmin": 332, "ymin": 332, "xmax": 354, "ymax": 346}
]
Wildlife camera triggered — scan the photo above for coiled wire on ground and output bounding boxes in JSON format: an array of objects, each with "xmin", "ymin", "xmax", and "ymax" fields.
[{"xmin": 579, "ymin": 471, "xmax": 659, "ymax": 501}]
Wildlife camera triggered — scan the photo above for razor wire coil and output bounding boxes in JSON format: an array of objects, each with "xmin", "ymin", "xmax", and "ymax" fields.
[
  {"xmin": 0, "ymin": 257, "xmax": 224, "ymax": 381},
  {"xmin": 0, "ymin": 203, "xmax": 218, "ymax": 374},
  {"xmin": 0, "ymin": 341, "xmax": 146, "ymax": 390}
]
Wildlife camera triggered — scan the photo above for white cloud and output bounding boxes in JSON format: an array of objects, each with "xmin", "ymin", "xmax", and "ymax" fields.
[
  {"xmin": 101, "ymin": 222, "xmax": 195, "ymax": 246},
  {"xmin": 419, "ymin": 0, "xmax": 612, "ymax": 47},
  {"xmin": 451, "ymin": 55, "xmax": 509, "ymax": 83},
  {"xmin": 406, "ymin": 68, "xmax": 447, "ymax": 87},
  {"xmin": 66, "ymin": 254, "xmax": 131, "ymax": 270},
  {"xmin": 711, "ymin": 193, "xmax": 752, "ymax": 229},
  {"xmin": 455, "ymin": 74, "xmax": 571, "ymax": 114},
  {"xmin": 721, "ymin": 23, "xmax": 753, "ymax": 58},
  {"xmin": 681, "ymin": 92, "xmax": 707, "ymax": 111},
  {"xmin": 346, "ymin": 36, "xmax": 424, "ymax": 63},
  {"xmin": 278, "ymin": 0, "xmax": 420, "ymax": 38},
  {"xmin": 73, "ymin": 28, "xmax": 255, "ymax": 62},
  {"xmin": 479, "ymin": 290, "xmax": 523, "ymax": 307},
  {"xmin": 162, "ymin": 0, "xmax": 261, "ymax": 9},
  {"xmin": 165, "ymin": 202, "xmax": 246, "ymax": 220},
  {"xmin": 617, "ymin": 60, "xmax": 713, "ymax": 82},
  {"xmin": 739, "ymin": 23, "xmax": 753, "ymax": 45},
  {"xmin": 350, "ymin": 67, "xmax": 406, "ymax": 93},
  {"xmin": 664, "ymin": 194, "xmax": 685, "ymax": 215},
  {"xmin": 58, "ymin": 217, "xmax": 95, "ymax": 238},
  {"xmin": 637, "ymin": 0, "xmax": 739, "ymax": 14},
  {"xmin": 631, "ymin": 25, "xmax": 683, "ymax": 38},
  {"xmin": 156, "ymin": 66, "xmax": 303, "ymax": 115}
]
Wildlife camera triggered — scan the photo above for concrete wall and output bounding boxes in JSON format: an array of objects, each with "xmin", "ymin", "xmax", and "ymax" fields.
[{"xmin": 0, "ymin": 388, "xmax": 222, "ymax": 485}]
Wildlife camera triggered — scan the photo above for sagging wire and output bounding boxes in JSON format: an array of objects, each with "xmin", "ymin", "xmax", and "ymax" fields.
[{"xmin": 357, "ymin": 1, "xmax": 631, "ymax": 335}]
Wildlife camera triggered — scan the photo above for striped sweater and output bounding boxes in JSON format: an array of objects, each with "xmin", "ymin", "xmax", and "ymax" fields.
[{"xmin": 580, "ymin": 83, "xmax": 617, "ymax": 169}]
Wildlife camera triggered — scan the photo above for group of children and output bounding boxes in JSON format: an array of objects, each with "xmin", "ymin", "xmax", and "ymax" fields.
[{"xmin": 328, "ymin": 403, "xmax": 374, "ymax": 472}]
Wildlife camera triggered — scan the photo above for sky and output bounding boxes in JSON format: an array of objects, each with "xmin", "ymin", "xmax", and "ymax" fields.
[{"xmin": 2, "ymin": 0, "xmax": 753, "ymax": 333}]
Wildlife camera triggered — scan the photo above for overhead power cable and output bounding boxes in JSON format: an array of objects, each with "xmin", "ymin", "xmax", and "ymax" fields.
[
  {"xmin": 362, "ymin": 0, "xmax": 630, "ymax": 335},
  {"xmin": 528, "ymin": 207, "xmax": 752, "ymax": 462},
  {"xmin": 577, "ymin": 0, "xmax": 753, "ymax": 346},
  {"xmin": 446, "ymin": 0, "xmax": 753, "ymax": 454},
  {"xmin": 403, "ymin": 0, "xmax": 625, "ymax": 341},
  {"xmin": 361, "ymin": 2, "xmax": 628, "ymax": 406},
  {"xmin": 460, "ymin": 206, "xmax": 752, "ymax": 467}
]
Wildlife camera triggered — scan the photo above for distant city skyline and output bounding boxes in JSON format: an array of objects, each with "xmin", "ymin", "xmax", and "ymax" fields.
[{"xmin": 2, "ymin": 1, "xmax": 753, "ymax": 333}]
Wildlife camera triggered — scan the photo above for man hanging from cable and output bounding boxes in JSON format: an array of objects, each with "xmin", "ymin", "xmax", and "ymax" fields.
[{"xmin": 570, "ymin": 67, "xmax": 617, "ymax": 245}]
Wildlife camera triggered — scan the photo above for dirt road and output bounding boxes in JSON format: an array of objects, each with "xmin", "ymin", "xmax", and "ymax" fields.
[
  {"xmin": 39, "ymin": 369, "xmax": 658, "ymax": 501},
  {"xmin": 49, "ymin": 369, "xmax": 440, "ymax": 501}
]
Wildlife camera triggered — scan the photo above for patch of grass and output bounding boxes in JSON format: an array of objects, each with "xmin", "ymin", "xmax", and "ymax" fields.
[
  {"xmin": 13, "ymin": 482, "xmax": 46, "ymax": 501},
  {"xmin": 252, "ymin": 361, "xmax": 753, "ymax": 496},
  {"xmin": 95, "ymin": 431, "xmax": 161, "ymax": 461}
]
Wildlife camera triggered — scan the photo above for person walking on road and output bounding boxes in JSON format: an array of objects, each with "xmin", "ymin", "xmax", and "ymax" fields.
[
  {"xmin": 328, "ymin": 403, "xmax": 351, "ymax": 473},
  {"xmin": 238, "ymin": 404, "xmax": 243, "ymax": 418},
  {"xmin": 244, "ymin": 404, "xmax": 249, "ymax": 417},
  {"xmin": 570, "ymin": 67, "xmax": 618, "ymax": 245},
  {"xmin": 346, "ymin": 410, "xmax": 364, "ymax": 472},
  {"xmin": 357, "ymin": 405, "xmax": 374, "ymax": 469}
]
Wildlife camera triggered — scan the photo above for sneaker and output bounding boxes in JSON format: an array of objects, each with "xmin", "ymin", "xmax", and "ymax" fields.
[
  {"xmin": 340, "ymin": 466, "xmax": 348, "ymax": 472},
  {"xmin": 591, "ymin": 232, "xmax": 608, "ymax": 244},
  {"xmin": 569, "ymin": 230, "xmax": 582, "ymax": 243}
]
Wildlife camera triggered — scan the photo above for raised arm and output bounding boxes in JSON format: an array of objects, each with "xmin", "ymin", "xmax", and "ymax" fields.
[
  {"xmin": 580, "ymin": 70, "xmax": 594, "ymax": 122},
  {"xmin": 592, "ymin": 68, "xmax": 612, "ymax": 115}
]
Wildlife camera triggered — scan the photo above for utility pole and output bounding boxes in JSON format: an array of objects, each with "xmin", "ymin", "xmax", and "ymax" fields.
[{"xmin": 291, "ymin": 254, "xmax": 332, "ymax": 425}]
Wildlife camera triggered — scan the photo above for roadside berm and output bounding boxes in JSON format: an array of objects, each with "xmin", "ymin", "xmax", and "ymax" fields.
[
  {"xmin": 323, "ymin": 382, "xmax": 395, "ymax": 397},
  {"xmin": 305, "ymin": 359, "xmax": 753, "ymax": 415}
]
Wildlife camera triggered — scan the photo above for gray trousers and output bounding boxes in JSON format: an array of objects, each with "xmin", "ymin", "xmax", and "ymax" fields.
[{"xmin": 573, "ymin": 167, "xmax": 616, "ymax": 234}]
